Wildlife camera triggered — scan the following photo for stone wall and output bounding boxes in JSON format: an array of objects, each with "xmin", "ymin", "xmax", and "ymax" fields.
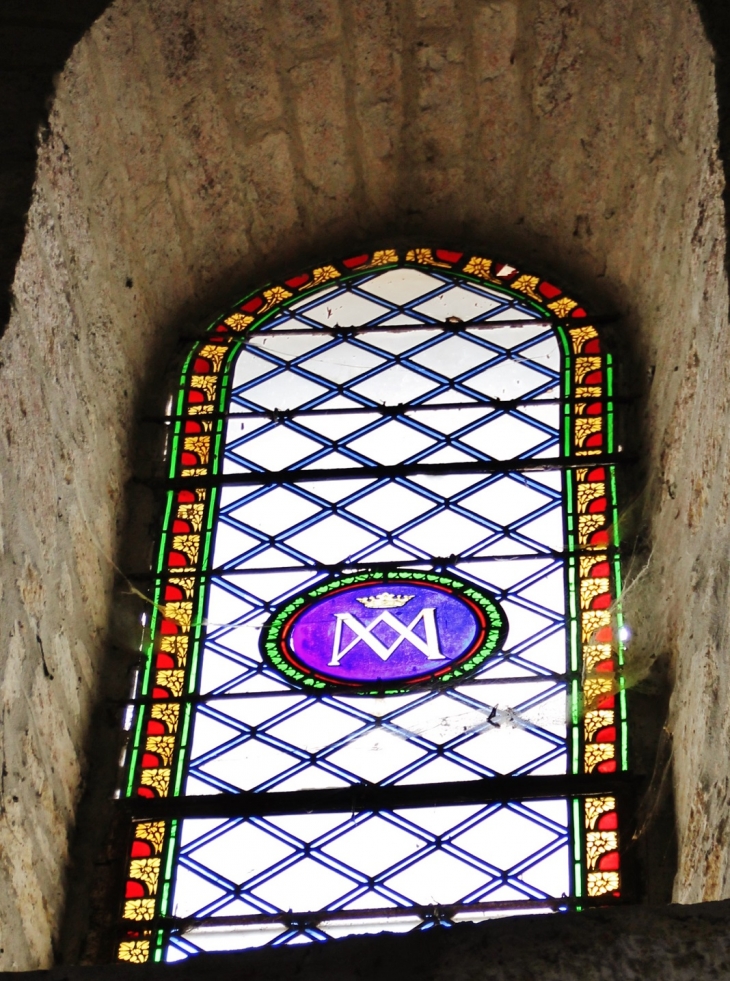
[
  {"xmin": 10, "ymin": 901, "xmax": 730, "ymax": 981},
  {"xmin": 0, "ymin": 0, "xmax": 727, "ymax": 968}
]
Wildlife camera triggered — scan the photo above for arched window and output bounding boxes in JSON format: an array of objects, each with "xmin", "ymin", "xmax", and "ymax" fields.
[{"xmin": 117, "ymin": 248, "xmax": 627, "ymax": 964}]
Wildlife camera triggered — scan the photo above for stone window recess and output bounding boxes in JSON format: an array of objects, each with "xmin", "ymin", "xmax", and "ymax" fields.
[{"xmin": 117, "ymin": 248, "xmax": 628, "ymax": 964}]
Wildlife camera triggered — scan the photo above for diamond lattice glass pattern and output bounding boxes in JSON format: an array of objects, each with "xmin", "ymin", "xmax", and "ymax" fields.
[
  {"xmin": 116, "ymin": 258, "xmax": 624, "ymax": 966},
  {"xmin": 161, "ymin": 268, "xmax": 575, "ymax": 956}
]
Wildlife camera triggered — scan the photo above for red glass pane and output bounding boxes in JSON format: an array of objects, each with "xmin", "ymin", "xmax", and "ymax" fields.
[
  {"xmin": 436, "ymin": 250, "xmax": 463, "ymax": 263},
  {"xmin": 588, "ymin": 497, "xmax": 607, "ymax": 513},
  {"xmin": 193, "ymin": 358, "xmax": 211, "ymax": 374},
  {"xmin": 164, "ymin": 584, "xmax": 185, "ymax": 601},
  {"xmin": 285, "ymin": 274, "xmax": 309, "ymax": 288},
  {"xmin": 160, "ymin": 619, "xmax": 179, "ymax": 635},
  {"xmin": 597, "ymin": 694, "xmax": 616, "ymax": 710},
  {"xmin": 141, "ymin": 753, "xmax": 160, "ymax": 769},
  {"xmin": 584, "ymin": 370, "xmax": 603, "ymax": 385},
  {"xmin": 591, "ymin": 593, "xmax": 611, "ymax": 610},
  {"xmin": 596, "ymin": 726, "xmax": 617, "ymax": 743},
  {"xmin": 184, "ymin": 421, "xmax": 202, "ymax": 434},
  {"xmin": 125, "ymin": 880, "xmax": 145, "ymax": 899},
  {"xmin": 147, "ymin": 720, "xmax": 166, "ymax": 736},
  {"xmin": 584, "ymin": 338, "xmax": 601, "ymax": 354},
  {"xmin": 137, "ymin": 787, "xmax": 155, "ymax": 799},
  {"xmin": 156, "ymin": 653, "xmax": 175, "ymax": 669},
  {"xmin": 591, "ymin": 561, "xmax": 611, "ymax": 578},
  {"xmin": 598, "ymin": 851, "xmax": 620, "ymax": 871},
  {"xmin": 594, "ymin": 625, "xmax": 613, "ymax": 643},
  {"xmin": 590, "ymin": 530, "xmax": 610, "ymax": 547},
  {"xmin": 595, "ymin": 659, "xmax": 615, "ymax": 673},
  {"xmin": 130, "ymin": 841, "xmax": 152, "ymax": 858},
  {"xmin": 539, "ymin": 281, "xmax": 561, "ymax": 299},
  {"xmin": 178, "ymin": 490, "xmax": 196, "ymax": 503},
  {"xmin": 172, "ymin": 519, "xmax": 191, "ymax": 534},
  {"xmin": 586, "ymin": 433, "xmax": 603, "ymax": 448},
  {"xmin": 586, "ymin": 402, "xmax": 603, "ymax": 416},
  {"xmin": 242, "ymin": 297, "xmax": 263, "ymax": 313},
  {"xmin": 587, "ymin": 467, "xmax": 606, "ymax": 481},
  {"xmin": 598, "ymin": 811, "xmax": 618, "ymax": 831},
  {"xmin": 167, "ymin": 551, "xmax": 188, "ymax": 567},
  {"xmin": 597, "ymin": 759, "xmax": 617, "ymax": 774},
  {"xmin": 343, "ymin": 254, "xmax": 369, "ymax": 268}
]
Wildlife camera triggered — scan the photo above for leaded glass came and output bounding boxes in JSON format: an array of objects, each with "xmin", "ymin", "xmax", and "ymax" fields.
[{"xmin": 117, "ymin": 250, "xmax": 627, "ymax": 964}]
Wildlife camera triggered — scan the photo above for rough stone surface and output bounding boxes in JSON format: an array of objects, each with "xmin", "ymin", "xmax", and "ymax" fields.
[
  {"xmin": 8, "ymin": 902, "xmax": 730, "ymax": 981},
  {"xmin": 0, "ymin": 0, "xmax": 728, "ymax": 970}
]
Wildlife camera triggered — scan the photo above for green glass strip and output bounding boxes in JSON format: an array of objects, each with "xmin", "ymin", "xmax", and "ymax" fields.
[
  {"xmin": 154, "ymin": 818, "xmax": 179, "ymax": 960},
  {"xmin": 572, "ymin": 797, "xmax": 583, "ymax": 899},
  {"xmin": 168, "ymin": 349, "xmax": 197, "ymax": 480},
  {"xmin": 571, "ymin": 679, "xmax": 580, "ymax": 774}
]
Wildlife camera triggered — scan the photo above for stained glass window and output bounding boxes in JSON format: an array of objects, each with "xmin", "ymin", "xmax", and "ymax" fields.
[{"xmin": 117, "ymin": 249, "xmax": 627, "ymax": 964}]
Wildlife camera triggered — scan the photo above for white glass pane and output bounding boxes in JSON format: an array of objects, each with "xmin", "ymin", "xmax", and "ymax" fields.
[
  {"xmin": 306, "ymin": 292, "xmax": 389, "ymax": 326},
  {"xmin": 454, "ymin": 726, "xmax": 558, "ymax": 775},
  {"xmin": 359, "ymin": 268, "xmax": 443, "ymax": 306},
  {"xmin": 231, "ymin": 350, "xmax": 277, "ymax": 387},
  {"xmin": 325, "ymin": 729, "xmax": 426, "ymax": 783},
  {"xmin": 413, "ymin": 286, "xmax": 502, "ymax": 321},
  {"xmin": 197, "ymin": 739, "xmax": 298, "ymax": 791},
  {"xmin": 188, "ymin": 821, "xmax": 295, "ymax": 885},
  {"xmin": 344, "ymin": 483, "xmax": 435, "ymax": 530},
  {"xmin": 394, "ymin": 696, "xmax": 493, "ymax": 743},
  {"xmin": 465, "ymin": 323, "xmax": 548, "ymax": 347},
  {"xmin": 407, "ymin": 405, "xmax": 491, "ymax": 436},
  {"xmin": 232, "ymin": 426, "xmax": 323, "ymax": 469},
  {"xmin": 346, "ymin": 420, "xmax": 436, "ymax": 464},
  {"xmin": 395, "ymin": 757, "xmax": 481, "ymax": 784},
  {"xmin": 284, "ymin": 514, "xmax": 379, "ymax": 563},
  {"xmin": 384, "ymin": 849, "xmax": 490, "ymax": 904},
  {"xmin": 299, "ymin": 343, "xmax": 386, "ymax": 384},
  {"xmin": 228, "ymin": 487, "xmax": 322, "ymax": 535},
  {"xmin": 400, "ymin": 510, "xmax": 489, "ymax": 555},
  {"xmin": 459, "ymin": 414, "xmax": 551, "ymax": 459},
  {"xmin": 465, "ymin": 361, "xmax": 552, "ymax": 400},
  {"xmin": 460, "ymin": 477, "xmax": 554, "ymax": 528},
  {"xmin": 359, "ymin": 327, "xmax": 438, "ymax": 354},
  {"xmin": 409, "ymin": 335, "xmax": 497, "ymax": 376},
  {"xmin": 248, "ymin": 333, "xmax": 331, "ymax": 361},
  {"xmin": 453, "ymin": 806, "xmax": 564, "ymax": 870},
  {"xmin": 351, "ymin": 365, "xmax": 439, "ymax": 405},
  {"xmin": 253, "ymin": 857, "xmax": 356, "ymax": 910},
  {"xmin": 321, "ymin": 815, "xmax": 426, "ymax": 875},
  {"xmin": 266, "ymin": 703, "xmax": 365, "ymax": 753},
  {"xmin": 242, "ymin": 372, "xmax": 329, "ymax": 410}
]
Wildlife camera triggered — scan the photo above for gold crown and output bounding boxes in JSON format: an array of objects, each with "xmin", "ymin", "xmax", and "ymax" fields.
[{"xmin": 357, "ymin": 592, "xmax": 414, "ymax": 609}]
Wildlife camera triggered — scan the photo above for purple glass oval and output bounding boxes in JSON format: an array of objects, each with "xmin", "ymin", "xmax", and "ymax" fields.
[{"xmin": 283, "ymin": 581, "xmax": 487, "ymax": 686}]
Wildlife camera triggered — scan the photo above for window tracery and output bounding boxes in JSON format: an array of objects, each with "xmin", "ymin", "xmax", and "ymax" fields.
[{"xmin": 117, "ymin": 248, "xmax": 626, "ymax": 964}]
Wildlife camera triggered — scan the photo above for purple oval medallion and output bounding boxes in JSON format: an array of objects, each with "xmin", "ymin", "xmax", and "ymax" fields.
[{"xmin": 262, "ymin": 575, "xmax": 507, "ymax": 692}]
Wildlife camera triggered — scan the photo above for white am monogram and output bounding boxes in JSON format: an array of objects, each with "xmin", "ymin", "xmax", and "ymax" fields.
[{"xmin": 329, "ymin": 591, "xmax": 445, "ymax": 667}]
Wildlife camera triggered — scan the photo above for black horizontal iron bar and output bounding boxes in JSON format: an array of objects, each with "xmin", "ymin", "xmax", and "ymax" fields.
[
  {"xmin": 179, "ymin": 314, "xmax": 620, "ymax": 343},
  {"xmin": 167, "ymin": 454, "xmax": 628, "ymax": 489},
  {"xmin": 122, "ymin": 774, "xmax": 638, "ymax": 820},
  {"xmin": 127, "ymin": 546, "xmax": 621, "ymax": 583},
  {"xmin": 146, "ymin": 398, "xmax": 571, "ymax": 425},
  {"xmin": 120, "ymin": 673, "xmax": 567, "ymax": 707},
  {"xmin": 146, "ymin": 395, "xmax": 637, "ymax": 426},
  {"xmin": 123, "ymin": 897, "xmax": 587, "ymax": 934}
]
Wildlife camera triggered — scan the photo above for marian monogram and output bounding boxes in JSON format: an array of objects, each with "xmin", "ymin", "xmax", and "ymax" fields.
[{"xmin": 263, "ymin": 574, "xmax": 506, "ymax": 692}]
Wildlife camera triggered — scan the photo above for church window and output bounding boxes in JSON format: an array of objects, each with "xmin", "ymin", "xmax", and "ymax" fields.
[{"xmin": 117, "ymin": 248, "xmax": 627, "ymax": 964}]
